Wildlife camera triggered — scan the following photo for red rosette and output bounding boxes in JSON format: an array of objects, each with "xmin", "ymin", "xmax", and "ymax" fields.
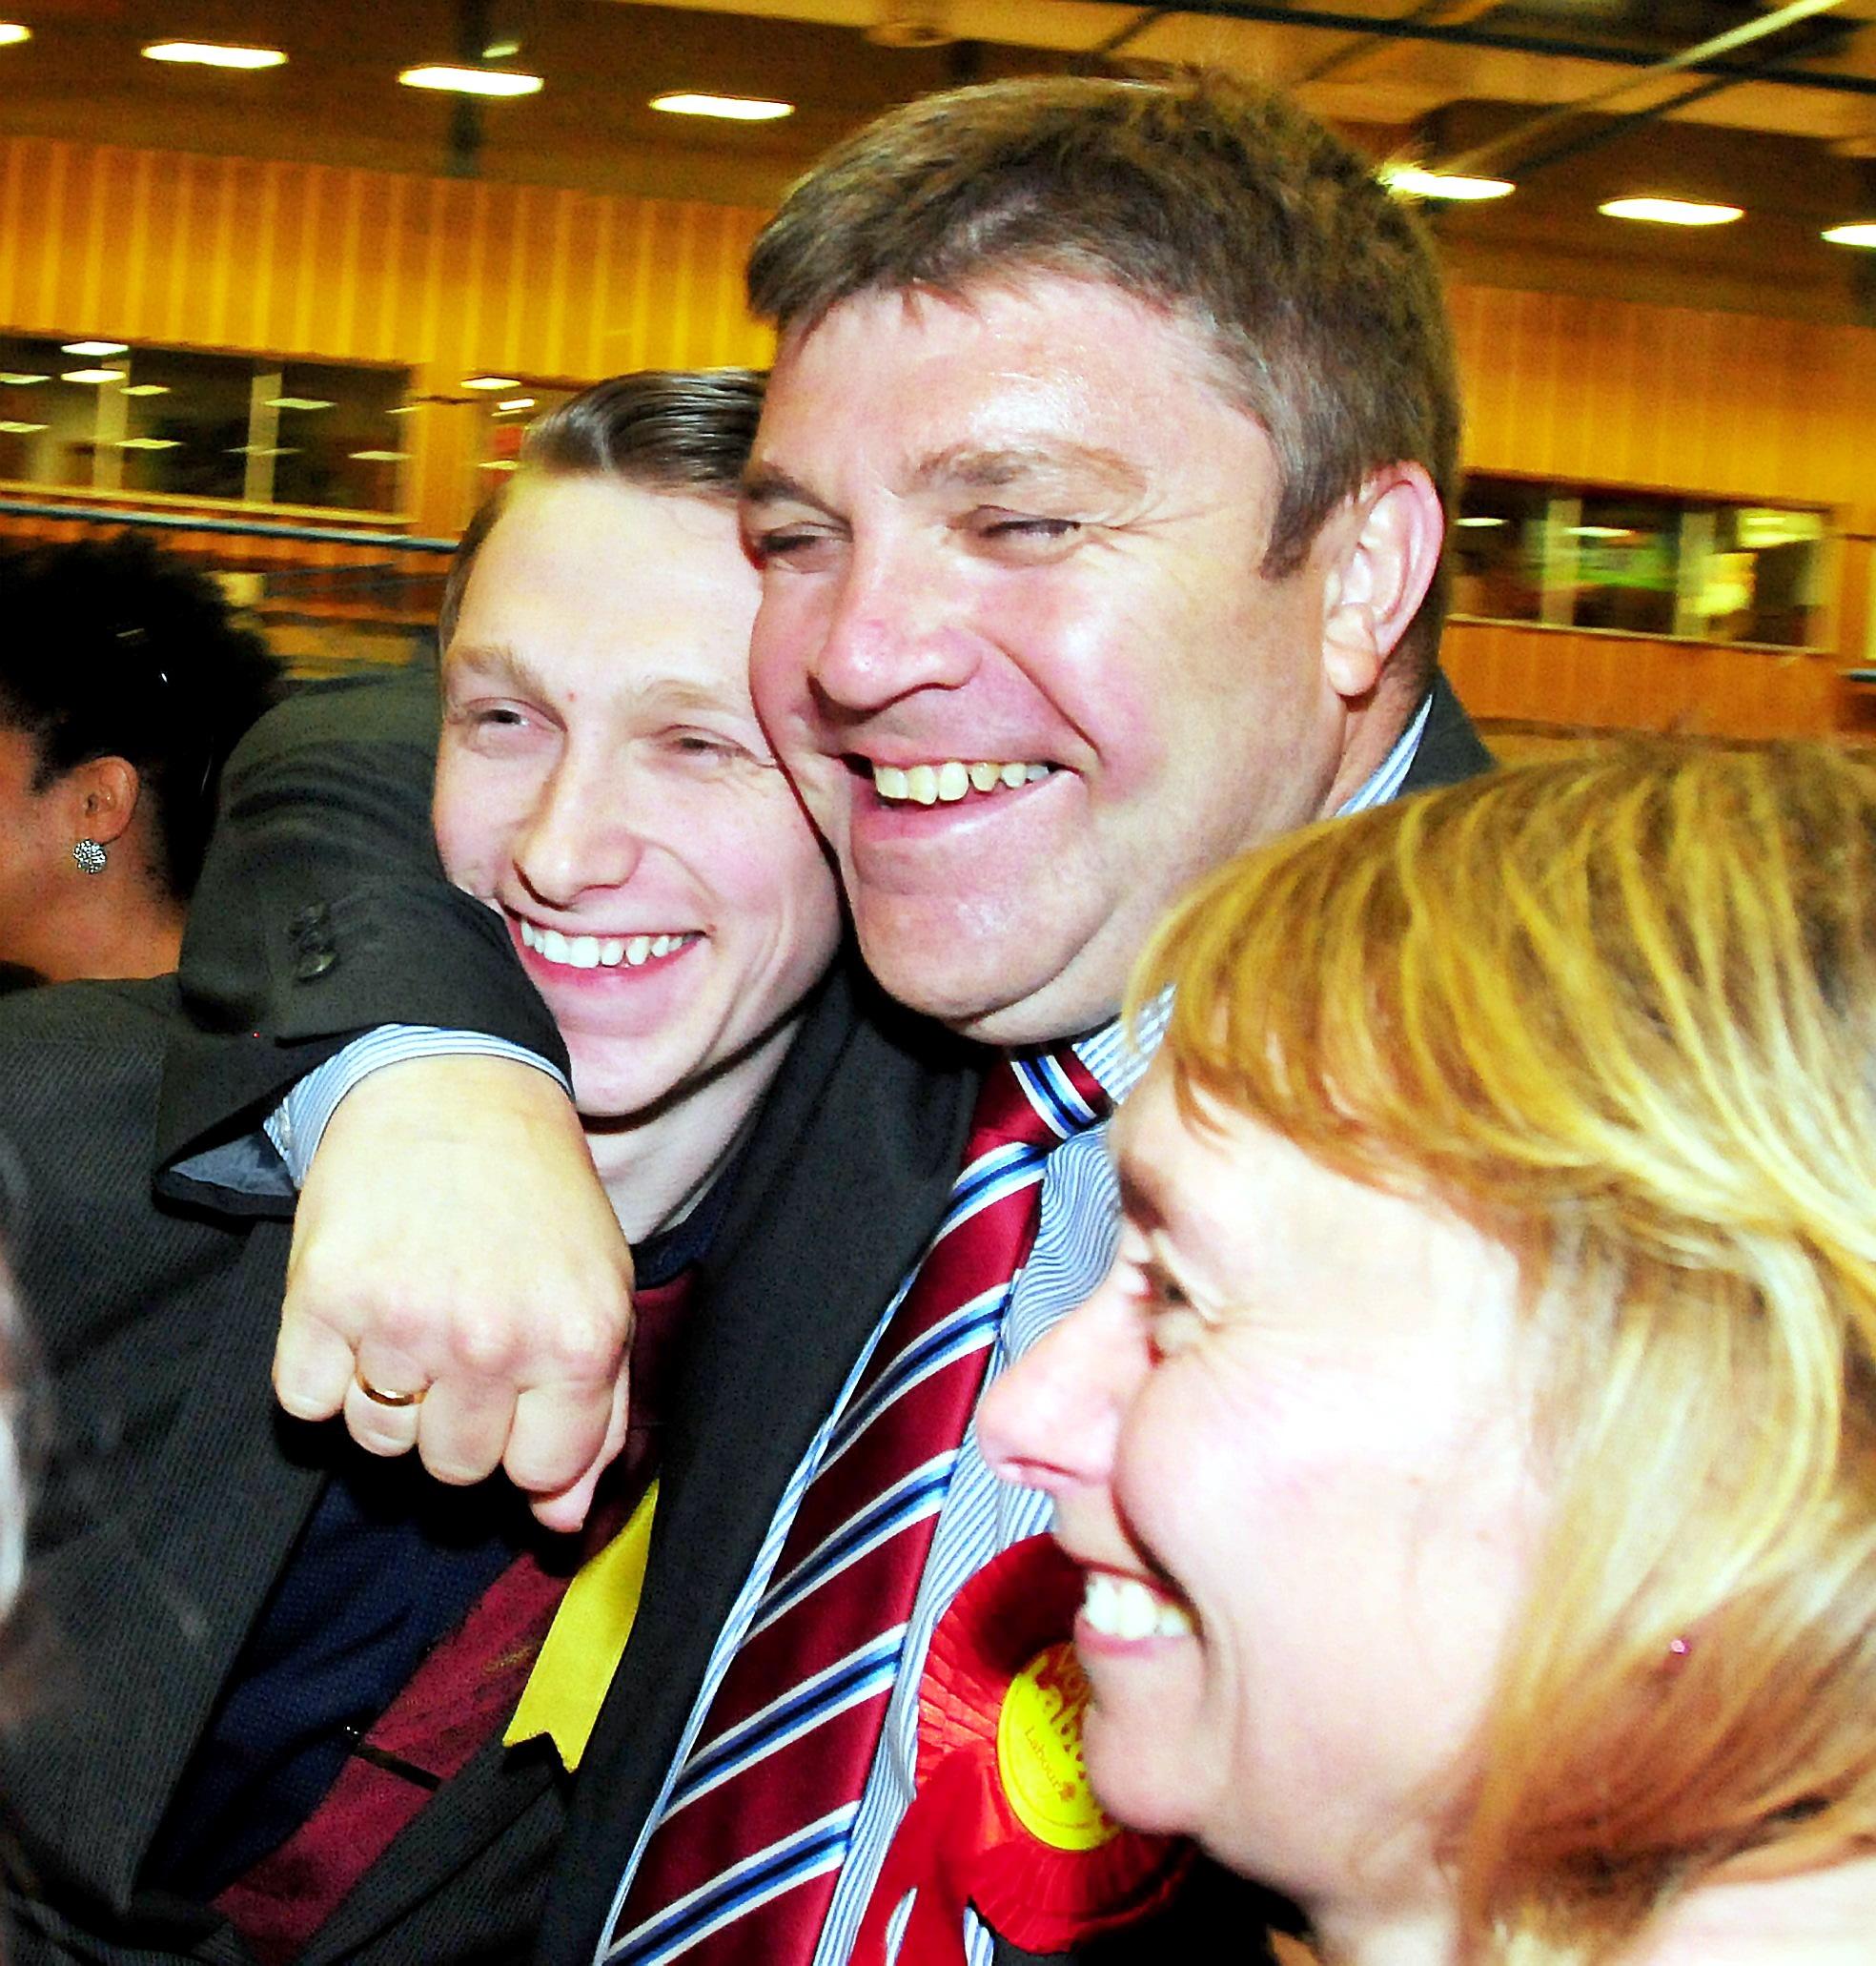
[{"xmin": 854, "ymin": 1536, "xmax": 1193, "ymax": 1966}]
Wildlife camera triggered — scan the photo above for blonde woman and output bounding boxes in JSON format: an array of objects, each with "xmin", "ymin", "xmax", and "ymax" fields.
[{"xmin": 983, "ymin": 743, "xmax": 1876, "ymax": 1966}]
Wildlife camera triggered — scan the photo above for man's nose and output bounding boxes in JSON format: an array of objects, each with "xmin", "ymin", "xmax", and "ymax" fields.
[
  {"xmin": 511, "ymin": 753, "xmax": 649, "ymax": 906},
  {"xmin": 808, "ymin": 535, "xmax": 982, "ymax": 715},
  {"xmin": 979, "ymin": 1271, "xmax": 1141, "ymax": 1499}
]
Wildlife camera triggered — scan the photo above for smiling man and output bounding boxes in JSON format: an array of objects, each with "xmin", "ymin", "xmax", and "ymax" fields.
[{"xmin": 159, "ymin": 71, "xmax": 1493, "ymax": 1966}]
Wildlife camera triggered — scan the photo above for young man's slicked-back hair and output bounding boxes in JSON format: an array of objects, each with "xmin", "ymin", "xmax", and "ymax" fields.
[
  {"xmin": 746, "ymin": 72, "xmax": 1459, "ymax": 680},
  {"xmin": 438, "ymin": 367, "xmax": 765, "ymax": 649}
]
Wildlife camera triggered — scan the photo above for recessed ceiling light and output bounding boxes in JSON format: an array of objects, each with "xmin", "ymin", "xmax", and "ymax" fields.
[
  {"xmin": 1457, "ymin": 515, "xmax": 1508, "ymax": 528},
  {"xmin": 649, "ymin": 92, "xmax": 794, "ymax": 122},
  {"xmin": 62, "ymin": 367, "xmax": 125, "ymax": 384},
  {"xmin": 1569, "ymin": 525, "xmax": 1637, "ymax": 540},
  {"xmin": 0, "ymin": 420, "xmax": 46, "ymax": 434},
  {"xmin": 0, "ymin": 25, "xmax": 31, "ymax": 48},
  {"xmin": 230, "ymin": 444, "xmax": 299, "ymax": 457},
  {"xmin": 121, "ymin": 383, "xmax": 170, "ymax": 397},
  {"xmin": 118, "ymin": 437, "xmax": 181, "ymax": 450},
  {"xmin": 496, "ymin": 397, "xmax": 536, "ymax": 412},
  {"xmin": 1382, "ymin": 165, "xmax": 1514, "ymax": 203},
  {"xmin": 63, "ymin": 340, "xmax": 129, "ymax": 357},
  {"xmin": 1600, "ymin": 196, "xmax": 1742, "ymax": 227},
  {"xmin": 400, "ymin": 65, "xmax": 541, "ymax": 98},
  {"xmin": 0, "ymin": 372, "xmax": 48, "ymax": 385},
  {"xmin": 267, "ymin": 397, "xmax": 334, "ymax": 411},
  {"xmin": 143, "ymin": 41, "xmax": 287, "ymax": 70},
  {"xmin": 387, "ymin": 404, "xmax": 419, "ymax": 415},
  {"xmin": 349, "ymin": 449, "xmax": 409, "ymax": 461},
  {"xmin": 463, "ymin": 375, "xmax": 520, "ymax": 391},
  {"xmin": 1824, "ymin": 221, "xmax": 1876, "ymax": 248}
]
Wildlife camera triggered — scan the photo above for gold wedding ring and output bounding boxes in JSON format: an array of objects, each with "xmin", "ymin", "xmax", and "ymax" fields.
[{"xmin": 354, "ymin": 1368, "xmax": 427, "ymax": 1409}]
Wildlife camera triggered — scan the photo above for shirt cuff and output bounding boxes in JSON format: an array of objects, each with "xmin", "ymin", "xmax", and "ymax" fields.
[{"xmin": 264, "ymin": 1027, "xmax": 573, "ymax": 1188}]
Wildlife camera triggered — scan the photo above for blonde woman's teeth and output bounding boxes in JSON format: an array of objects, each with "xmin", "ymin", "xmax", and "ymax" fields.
[
  {"xmin": 873, "ymin": 760, "xmax": 1051, "ymax": 805},
  {"xmin": 520, "ymin": 922, "xmax": 693, "ymax": 969},
  {"xmin": 1081, "ymin": 1569, "xmax": 1194, "ymax": 1640}
]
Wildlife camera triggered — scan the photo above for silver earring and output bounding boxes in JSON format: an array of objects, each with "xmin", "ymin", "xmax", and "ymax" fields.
[{"xmin": 72, "ymin": 838, "xmax": 107, "ymax": 874}]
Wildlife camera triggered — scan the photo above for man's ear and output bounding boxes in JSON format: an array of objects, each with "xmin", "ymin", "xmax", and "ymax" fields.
[
  {"xmin": 69, "ymin": 755, "xmax": 142, "ymax": 848},
  {"xmin": 1317, "ymin": 462, "xmax": 1445, "ymax": 702}
]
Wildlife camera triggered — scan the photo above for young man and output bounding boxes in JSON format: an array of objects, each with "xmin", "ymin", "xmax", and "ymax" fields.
[
  {"xmin": 1, "ymin": 373, "xmax": 969, "ymax": 1965},
  {"xmin": 159, "ymin": 74, "xmax": 1492, "ymax": 1964}
]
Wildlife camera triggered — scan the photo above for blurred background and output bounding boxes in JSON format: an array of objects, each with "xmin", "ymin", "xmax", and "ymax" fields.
[{"xmin": 3, "ymin": 0, "xmax": 1875, "ymax": 748}]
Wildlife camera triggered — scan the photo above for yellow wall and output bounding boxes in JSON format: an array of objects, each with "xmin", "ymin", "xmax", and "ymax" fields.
[
  {"xmin": 0, "ymin": 134, "xmax": 774, "ymax": 537},
  {"xmin": 5, "ymin": 133, "xmax": 1875, "ymax": 734}
]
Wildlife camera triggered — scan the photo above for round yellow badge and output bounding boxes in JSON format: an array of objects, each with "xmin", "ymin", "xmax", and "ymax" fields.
[{"xmin": 994, "ymin": 1641, "xmax": 1120, "ymax": 1853}]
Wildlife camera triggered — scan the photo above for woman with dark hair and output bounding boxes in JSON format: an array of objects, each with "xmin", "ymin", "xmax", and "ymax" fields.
[{"xmin": 0, "ymin": 531, "xmax": 283, "ymax": 983}]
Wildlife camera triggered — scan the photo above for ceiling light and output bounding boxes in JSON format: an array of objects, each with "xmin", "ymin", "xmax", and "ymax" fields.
[
  {"xmin": 267, "ymin": 396, "xmax": 334, "ymax": 411},
  {"xmin": 1600, "ymin": 196, "xmax": 1742, "ymax": 227},
  {"xmin": 463, "ymin": 375, "xmax": 520, "ymax": 391},
  {"xmin": 349, "ymin": 449, "xmax": 408, "ymax": 461},
  {"xmin": 0, "ymin": 25, "xmax": 31, "ymax": 48},
  {"xmin": 64, "ymin": 340, "xmax": 129, "ymax": 357},
  {"xmin": 483, "ymin": 38, "xmax": 521, "ymax": 60},
  {"xmin": 62, "ymin": 367, "xmax": 125, "ymax": 384},
  {"xmin": 1457, "ymin": 515, "xmax": 1508, "ymax": 528},
  {"xmin": 118, "ymin": 437, "xmax": 180, "ymax": 450},
  {"xmin": 0, "ymin": 420, "xmax": 45, "ymax": 435},
  {"xmin": 649, "ymin": 92, "xmax": 794, "ymax": 122},
  {"xmin": 121, "ymin": 383, "xmax": 170, "ymax": 397},
  {"xmin": 0, "ymin": 371, "xmax": 47, "ymax": 385},
  {"xmin": 143, "ymin": 41, "xmax": 287, "ymax": 70},
  {"xmin": 400, "ymin": 65, "xmax": 541, "ymax": 98},
  {"xmin": 497, "ymin": 396, "xmax": 536, "ymax": 412},
  {"xmin": 1569, "ymin": 525, "xmax": 1637, "ymax": 540},
  {"xmin": 479, "ymin": 460, "xmax": 520, "ymax": 473},
  {"xmin": 388, "ymin": 403, "xmax": 419, "ymax": 415},
  {"xmin": 1381, "ymin": 165, "xmax": 1514, "ymax": 203},
  {"xmin": 1824, "ymin": 221, "xmax": 1876, "ymax": 248},
  {"xmin": 231, "ymin": 444, "xmax": 298, "ymax": 456}
]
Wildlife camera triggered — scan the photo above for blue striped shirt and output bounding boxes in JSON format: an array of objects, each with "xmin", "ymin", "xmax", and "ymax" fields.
[{"xmin": 599, "ymin": 695, "xmax": 1434, "ymax": 1965}]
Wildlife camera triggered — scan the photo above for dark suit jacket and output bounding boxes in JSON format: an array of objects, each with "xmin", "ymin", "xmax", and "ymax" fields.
[{"xmin": 153, "ymin": 667, "xmax": 1493, "ymax": 1966}]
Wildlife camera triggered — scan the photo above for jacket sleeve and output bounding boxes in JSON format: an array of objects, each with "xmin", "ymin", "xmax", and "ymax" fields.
[{"xmin": 156, "ymin": 664, "xmax": 567, "ymax": 1180}]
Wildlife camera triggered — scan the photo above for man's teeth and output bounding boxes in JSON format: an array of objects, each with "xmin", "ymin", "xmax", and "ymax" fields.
[
  {"xmin": 1082, "ymin": 1570, "xmax": 1194, "ymax": 1641},
  {"xmin": 872, "ymin": 760, "xmax": 1051, "ymax": 806},
  {"xmin": 519, "ymin": 922, "xmax": 694, "ymax": 970}
]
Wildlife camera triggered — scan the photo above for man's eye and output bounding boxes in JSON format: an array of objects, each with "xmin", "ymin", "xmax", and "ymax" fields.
[
  {"xmin": 751, "ymin": 525, "xmax": 840, "ymax": 568},
  {"xmin": 986, "ymin": 517, "xmax": 1079, "ymax": 541}
]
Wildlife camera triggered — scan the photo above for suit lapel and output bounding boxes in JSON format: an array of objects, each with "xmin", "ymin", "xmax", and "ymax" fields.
[{"xmin": 538, "ymin": 967, "xmax": 980, "ymax": 1964}]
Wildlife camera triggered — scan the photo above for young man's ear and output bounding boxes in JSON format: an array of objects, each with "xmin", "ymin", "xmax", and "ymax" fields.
[
  {"xmin": 69, "ymin": 755, "xmax": 142, "ymax": 848},
  {"xmin": 1318, "ymin": 462, "xmax": 1445, "ymax": 702}
]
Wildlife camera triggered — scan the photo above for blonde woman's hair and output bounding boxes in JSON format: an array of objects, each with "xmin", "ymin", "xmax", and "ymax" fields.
[{"xmin": 1131, "ymin": 741, "xmax": 1876, "ymax": 1964}]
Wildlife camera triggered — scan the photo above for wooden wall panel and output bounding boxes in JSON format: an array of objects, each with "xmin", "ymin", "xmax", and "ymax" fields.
[
  {"xmin": 2, "ymin": 133, "xmax": 1873, "ymax": 729},
  {"xmin": 0, "ymin": 134, "xmax": 775, "ymax": 535}
]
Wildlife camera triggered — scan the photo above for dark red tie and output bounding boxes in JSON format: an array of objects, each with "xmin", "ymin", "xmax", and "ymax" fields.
[
  {"xmin": 214, "ymin": 1272, "xmax": 695, "ymax": 1964},
  {"xmin": 603, "ymin": 1048, "xmax": 1110, "ymax": 1966}
]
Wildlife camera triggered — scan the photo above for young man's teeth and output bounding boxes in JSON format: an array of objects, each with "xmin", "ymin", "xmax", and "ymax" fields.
[
  {"xmin": 1082, "ymin": 1569, "xmax": 1194, "ymax": 1641},
  {"xmin": 520, "ymin": 922, "xmax": 692, "ymax": 969},
  {"xmin": 872, "ymin": 760, "xmax": 1052, "ymax": 805}
]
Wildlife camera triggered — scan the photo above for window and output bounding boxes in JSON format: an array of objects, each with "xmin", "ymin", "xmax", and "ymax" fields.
[
  {"xmin": 1453, "ymin": 473, "xmax": 1828, "ymax": 650},
  {"xmin": 0, "ymin": 331, "xmax": 412, "ymax": 513},
  {"xmin": 467, "ymin": 381, "xmax": 577, "ymax": 512}
]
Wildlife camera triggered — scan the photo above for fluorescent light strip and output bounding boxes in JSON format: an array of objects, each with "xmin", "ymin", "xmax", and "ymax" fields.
[
  {"xmin": 464, "ymin": 375, "xmax": 520, "ymax": 391},
  {"xmin": 400, "ymin": 65, "xmax": 541, "ymax": 97},
  {"xmin": 122, "ymin": 383, "xmax": 169, "ymax": 397},
  {"xmin": 0, "ymin": 25, "xmax": 30, "ymax": 48},
  {"xmin": 1824, "ymin": 221, "xmax": 1876, "ymax": 249},
  {"xmin": 267, "ymin": 397, "xmax": 334, "ymax": 411},
  {"xmin": 63, "ymin": 340, "xmax": 129, "ymax": 357},
  {"xmin": 1600, "ymin": 196, "xmax": 1742, "ymax": 227},
  {"xmin": 62, "ymin": 368, "xmax": 125, "ymax": 384},
  {"xmin": 1382, "ymin": 164, "xmax": 1514, "ymax": 203},
  {"xmin": 143, "ymin": 41, "xmax": 287, "ymax": 70},
  {"xmin": 0, "ymin": 420, "xmax": 45, "ymax": 434},
  {"xmin": 650, "ymin": 92, "xmax": 793, "ymax": 122},
  {"xmin": 0, "ymin": 372, "xmax": 47, "ymax": 385}
]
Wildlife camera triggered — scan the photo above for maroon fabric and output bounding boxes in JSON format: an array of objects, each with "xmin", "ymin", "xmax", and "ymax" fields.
[
  {"xmin": 214, "ymin": 1270, "xmax": 694, "ymax": 1965},
  {"xmin": 606, "ymin": 1052, "xmax": 1110, "ymax": 1966}
]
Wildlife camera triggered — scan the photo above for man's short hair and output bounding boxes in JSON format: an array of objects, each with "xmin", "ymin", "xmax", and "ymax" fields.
[
  {"xmin": 747, "ymin": 72, "xmax": 1458, "ymax": 679},
  {"xmin": 438, "ymin": 368, "xmax": 765, "ymax": 649}
]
